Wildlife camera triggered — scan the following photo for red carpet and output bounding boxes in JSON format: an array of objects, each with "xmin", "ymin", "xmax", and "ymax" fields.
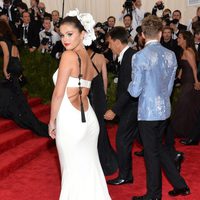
[{"xmin": 0, "ymin": 98, "xmax": 199, "ymax": 200}]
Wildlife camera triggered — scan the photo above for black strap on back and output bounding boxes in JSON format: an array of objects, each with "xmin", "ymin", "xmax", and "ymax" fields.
[
  {"xmin": 77, "ymin": 53, "xmax": 86, "ymax": 123},
  {"xmin": 90, "ymin": 52, "xmax": 100, "ymax": 74}
]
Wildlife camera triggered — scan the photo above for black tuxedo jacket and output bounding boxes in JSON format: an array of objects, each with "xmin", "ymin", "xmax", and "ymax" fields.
[
  {"xmin": 2, "ymin": 5, "xmax": 20, "ymax": 23},
  {"xmin": 160, "ymin": 38, "xmax": 181, "ymax": 63},
  {"xmin": 18, "ymin": 22, "xmax": 40, "ymax": 48},
  {"xmin": 51, "ymin": 40, "xmax": 64, "ymax": 59},
  {"xmin": 112, "ymin": 47, "xmax": 138, "ymax": 116},
  {"xmin": 177, "ymin": 23, "xmax": 187, "ymax": 31},
  {"xmin": 175, "ymin": 23, "xmax": 187, "ymax": 37}
]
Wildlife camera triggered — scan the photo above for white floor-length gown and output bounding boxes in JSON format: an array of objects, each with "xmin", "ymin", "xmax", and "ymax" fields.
[{"xmin": 53, "ymin": 70, "xmax": 111, "ymax": 200}]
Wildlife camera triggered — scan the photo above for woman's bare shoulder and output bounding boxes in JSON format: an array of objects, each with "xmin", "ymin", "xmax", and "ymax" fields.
[
  {"xmin": 58, "ymin": 51, "xmax": 79, "ymax": 72},
  {"xmin": 0, "ymin": 40, "xmax": 7, "ymax": 47},
  {"xmin": 60, "ymin": 51, "xmax": 79, "ymax": 64},
  {"xmin": 61, "ymin": 50, "xmax": 78, "ymax": 60},
  {"xmin": 93, "ymin": 52, "xmax": 105, "ymax": 59},
  {"xmin": 185, "ymin": 48, "xmax": 195, "ymax": 55},
  {"xmin": 0, "ymin": 41, "xmax": 9, "ymax": 53}
]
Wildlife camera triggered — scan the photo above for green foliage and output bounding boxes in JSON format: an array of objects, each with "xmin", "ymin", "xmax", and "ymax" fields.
[
  {"xmin": 107, "ymin": 72, "xmax": 117, "ymax": 108},
  {"xmin": 20, "ymin": 49, "xmax": 58, "ymax": 103}
]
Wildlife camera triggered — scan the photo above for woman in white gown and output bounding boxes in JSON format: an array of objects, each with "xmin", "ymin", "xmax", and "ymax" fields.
[{"xmin": 48, "ymin": 9, "xmax": 111, "ymax": 200}]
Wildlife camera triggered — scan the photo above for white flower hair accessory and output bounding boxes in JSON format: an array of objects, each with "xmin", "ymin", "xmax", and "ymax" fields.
[{"xmin": 66, "ymin": 8, "xmax": 96, "ymax": 46}]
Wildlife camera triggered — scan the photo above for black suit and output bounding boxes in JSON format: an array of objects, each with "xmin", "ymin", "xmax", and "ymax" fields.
[
  {"xmin": 177, "ymin": 23, "xmax": 187, "ymax": 31},
  {"xmin": 51, "ymin": 40, "xmax": 64, "ymax": 59},
  {"xmin": 17, "ymin": 22, "xmax": 40, "ymax": 48},
  {"xmin": 2, "ymin": 4, "xmax": 20, "ymax": 23},
  {"xmin": 160, "ymin": 38, "xmax": 182, "ymax": 66},
  {"xmin": 9, "ymin": 20, "xmax": 18, "ymax": 37},
  {"xmin": 174, "ymin": 23, "xmax": 187, "ymax": 38},
  {"xmin": 112, "ymin": 47, "xmax": 138, "ymax": 179}
]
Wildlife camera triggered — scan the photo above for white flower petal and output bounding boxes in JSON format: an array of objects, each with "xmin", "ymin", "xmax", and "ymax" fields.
[{"xmin": 66, "ymin": 9, "xmax": 96, "ymax": 46}]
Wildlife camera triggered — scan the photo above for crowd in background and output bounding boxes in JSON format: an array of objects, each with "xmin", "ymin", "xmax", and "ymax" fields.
[{"xmin": 0, "ymin": 1, "xmax": 199, "ymax": 199}]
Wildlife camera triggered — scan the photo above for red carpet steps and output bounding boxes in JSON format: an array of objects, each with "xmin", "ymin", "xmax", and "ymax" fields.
[{"xmin": 0, "ymin": 97, "xmax": 53, "ymax": 179}]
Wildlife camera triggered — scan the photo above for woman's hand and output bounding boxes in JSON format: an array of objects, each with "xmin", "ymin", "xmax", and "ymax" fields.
[
  {"xmin": 48, "ymin": 121, "xmax": 56, "ymax": 139},
  {"xmin": 194, "ymin": 82, "xmax": 200, "ymax": 90},
  {"xmin": 4, "ymin": 71, "xmax": 10, "ymax": 79}
]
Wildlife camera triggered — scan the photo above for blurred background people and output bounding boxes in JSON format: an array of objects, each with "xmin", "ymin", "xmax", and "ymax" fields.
[
  {"xmin": 123, "ymin": 14, "xmax": 137, "ymax": 47},
  {"xmin": 119, "ymin": 0, "xmax": 145, "ymax": 30},
  {"xmin": 39, "ymin": 16, "xmax": 60, "ymax": 54},
  {"xmin": 17, "ymin": 11, "xmax": 40, "ymax": 52},
  {"xmin": 51, "ymin": 10, "xmax": 62, "ymax": 34},
  {"xmin": 0, "ymin": 19, "xmax": 48, "ymax": 137}
]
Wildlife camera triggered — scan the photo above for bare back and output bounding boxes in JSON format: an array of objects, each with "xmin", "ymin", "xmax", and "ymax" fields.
[
  {"xmin": 11, "ymin": 45, "xmax": 20, "ymax": 58},
  {"xmin": 89, "ymin": 51, "xmax": 108, "ymax": 94},
  {"xmin": 0, "ymin": 40, "xmax": 19, "ymax": 58},
  {"xmin": 66, "ymin": 50, "xmax": 95, "ymax": 112}
]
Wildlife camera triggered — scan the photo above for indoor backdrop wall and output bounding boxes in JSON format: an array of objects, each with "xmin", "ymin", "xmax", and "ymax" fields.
[{"xmin": 22, "ymin": 0, "xmax": 200, "ymax": 26}]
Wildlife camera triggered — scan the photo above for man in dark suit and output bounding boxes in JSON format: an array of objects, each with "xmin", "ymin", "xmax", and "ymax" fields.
[
  {"xmin": 104, "ymin": 26, "xmax": 138, "ymax": 185},
  {"xmin": 170, "ymin": 10, "xmax": 187, "ymax": 39},
  {"xmin": 2, "ymin": 0, "xmax": 19, "ymax": 23},
  {"xmin": 160, "ymin": 26, "xmax": 180, "ymax": 54},
  {"xmin": 17, "ymin": 11, "xmax": 40, "ymax": 52}
]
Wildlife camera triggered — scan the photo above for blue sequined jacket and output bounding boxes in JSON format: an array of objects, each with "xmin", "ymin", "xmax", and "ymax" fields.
[{"xmin": 128, "ymin": 41, "xmax": 177, "ymax": 121}]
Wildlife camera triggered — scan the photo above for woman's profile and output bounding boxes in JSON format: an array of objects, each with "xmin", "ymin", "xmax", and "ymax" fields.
[
  {"xmin": 169, "ymin": 31, "xmax": 200, "ymax": 139},
  {"xmin": 49, "ymin": 9, "xmax": 111, "ymax": 200}
]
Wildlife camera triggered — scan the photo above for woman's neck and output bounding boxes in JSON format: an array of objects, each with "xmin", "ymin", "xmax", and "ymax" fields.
[{"xmin": 87, "ymin": 48, "xmax": 93, "ymax": 56}]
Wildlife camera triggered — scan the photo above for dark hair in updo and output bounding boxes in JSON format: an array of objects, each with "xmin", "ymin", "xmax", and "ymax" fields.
[
  {"xmin": 179, "ymin": 30, "xmax": 199, "ymax": 62},
  {"xmin": 60, "ymin": 16, "xmax": 85, "ymax": 33},
  {"xmin": 0, "ymin": 19, "xmax": 17, "ymax": 45}
]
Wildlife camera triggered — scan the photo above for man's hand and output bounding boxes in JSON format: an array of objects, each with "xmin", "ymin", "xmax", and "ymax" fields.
[{"xmin": 104, "ymin": 109, "xmax": 116, "ymax": 120}]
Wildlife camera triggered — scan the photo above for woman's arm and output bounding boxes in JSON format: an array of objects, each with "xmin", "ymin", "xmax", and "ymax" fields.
[
  {"xmin": 185, "ymin": 49, "xmax": 198, "ymax": 83},
  {"xmin": 177, "ymin": 68, "xmax": 182, "ymax": 79},
  {"xmin": 185, "ymin": 49, "xmax": 200, "ymax": 90},
  {"xmin": 0, "ymin": 41, "xmax": 10, "ymax": 79},
  {"xmin": 101, "ymin": 55, "xmax": 108, "ymax": 95},
  {"xmin": 48, "ymin": 51, "xmax": 76, "ymax": 138}
]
